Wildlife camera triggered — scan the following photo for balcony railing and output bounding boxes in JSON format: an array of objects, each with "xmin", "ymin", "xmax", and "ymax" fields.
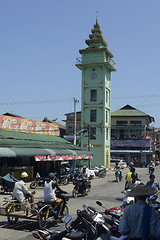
[{"xmin": 76, "ymin": 57, "xmax": 116, "ymax": 68}]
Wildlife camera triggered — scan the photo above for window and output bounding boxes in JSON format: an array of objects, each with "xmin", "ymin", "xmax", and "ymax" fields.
[
  {"xmin": 116, "ymin": 121, "xmax": 127, "ymax": 126},
  {"xmin": 90, "ymin": 127, "xmax": 96, "ymax": 140},
  {"xmin": 106, "ymin": 128, "xmax": 108, "ymax": 140},
  {"xmin": 130, "ymin": 121, "xmax": 142, "ymax": 126},
  {"xmin": 90, "ymin": 110, "xmax": 97, "ymax": 122},
  {"xmin": 90, "ymin": 89, "xmax": 97, "ymax": 102},
  {"xmin": 106, "ymin": 90, "xmax": 108, "ymax": 103},
  {"xmin": 68, "ymin": 126, "xmax": 74, "ymax": 135},
  {"xmin": 106, "ymin": 110, "xmax": 108, "ymax": 123}
]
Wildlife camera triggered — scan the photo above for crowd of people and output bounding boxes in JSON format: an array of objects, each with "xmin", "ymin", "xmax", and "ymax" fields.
[{"xmin": 11, "ymin": 161, "xmax": 160, "ymax": 239}]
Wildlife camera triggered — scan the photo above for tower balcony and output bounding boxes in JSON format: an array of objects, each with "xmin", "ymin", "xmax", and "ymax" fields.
[{"xmin": 76, "ymin": 57, "xmax": 116, "ymax": 71}]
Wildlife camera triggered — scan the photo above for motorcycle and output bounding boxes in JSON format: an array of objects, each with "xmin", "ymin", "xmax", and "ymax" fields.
[
  {"xmin": 30, "ymin": 173, "xmax": 46, "ymax": 189},
  {"xmin": 36, "ymin": 193, "xmax": 70, "ymax": 228},
  {"xmin": 33, "ymin": 208, "xmax": 128, "ymax": 240},
  {"xmin": 33, "ymin": 215, "xmax": 87, "ymax": 240},
  {"xmin": 56, "ymin": 174, "xmax": 70, "ymax": 186},
  {"xmin": 72, "ymin": 177, "xmax": 91, "ymax": 198},
  {"xmin": 121, "ymin": 189, "xmax": 135, "ymax": 208},
  {"xmin": 92, "ymin": 166, "xmax": 106, "ymax": 178},
  {"xmin": 71, "ymin": 208, "xmax": 128, "ymax": 240},
  {"xmin": 149, "ymin": 166, "xmax": 154, "ymax": 175},
  {"xmin": 83, "ymin": 202, "xmax": 124, "ymax": 237},
  {"xmin": 115, "ymin": 169, "xmax": 122, "ymax": 182}
]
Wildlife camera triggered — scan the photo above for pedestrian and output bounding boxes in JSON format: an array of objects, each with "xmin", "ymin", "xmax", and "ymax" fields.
[
  {"xmin": 119, "ymin": 184, "xmax": 160, "ymax": 239},
  {"xmin": 146, "ymin": 174, "xmax": 160, "ymax": 203}
]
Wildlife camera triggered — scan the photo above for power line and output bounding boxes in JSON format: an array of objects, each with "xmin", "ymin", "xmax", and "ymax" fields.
[{"xmin": 0, "ymin": 97, "xmax": 73, "ymax": 106}]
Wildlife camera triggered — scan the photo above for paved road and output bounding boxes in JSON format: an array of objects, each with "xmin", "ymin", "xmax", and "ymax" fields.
[{"xmin": 0, "ymin": 166, "xmax": 159, "ymax": 240}]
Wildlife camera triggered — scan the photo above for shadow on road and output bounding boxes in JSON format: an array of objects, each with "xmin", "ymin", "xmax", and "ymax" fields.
[{"xmin": 0, "ymin": 218, "xmax": 60, "ymax": 232}]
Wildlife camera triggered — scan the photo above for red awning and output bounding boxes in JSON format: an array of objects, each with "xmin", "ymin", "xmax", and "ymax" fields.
[{"xmin": 35, "ymin": 154, "xmax": 93, "ymax": 161}]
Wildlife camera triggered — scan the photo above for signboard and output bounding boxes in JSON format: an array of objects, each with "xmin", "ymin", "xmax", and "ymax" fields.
[
  {"xmin": 111, "ymin": 139, "xmax": 151, "ymax": 148},
  {"xmin": 0, "ymin": 115, "xmax": 59, "ymax": 136},
  {"xmin": 35, "ymin": 154, "xmax": 93, "ymax": 161}
]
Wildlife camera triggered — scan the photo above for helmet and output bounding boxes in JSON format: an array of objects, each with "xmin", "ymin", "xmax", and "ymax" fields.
[
  {"xmin": 130, "ymin": 162, "xmax": 134, "ymax": 166},
  {"xmin": 21, "ymin": 172, "xmax": 28, "ymax": 178},
  {"xmin": 48, "ymin": 172, "xmax": 56, "ymax": 179},
  {"xmin": 151, "ymin": 161, "xmax": 153, "ymax": 163},
  {"xmin": 83, "ymin": 166, "xmax": 87, "ymax": 169}
]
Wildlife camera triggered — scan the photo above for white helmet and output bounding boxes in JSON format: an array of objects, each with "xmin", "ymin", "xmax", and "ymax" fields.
[{"xmin": 21, "ymin": 172, "xmax": 28, "ymax": 178}]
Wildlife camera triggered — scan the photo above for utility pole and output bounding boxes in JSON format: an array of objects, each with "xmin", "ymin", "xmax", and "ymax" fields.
[
  {"xmin": 73, "ymin": 98, "xmax": 79, "ymax": 145},
  {"xmin": 87, "ymin": 124, "xmax": 91, "ymax": 169}
]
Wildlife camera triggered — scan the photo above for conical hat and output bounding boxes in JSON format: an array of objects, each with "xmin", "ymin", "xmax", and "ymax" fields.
[{"xmin": 129, "ymin": 183, "xmax": 157, "ymax": 196}]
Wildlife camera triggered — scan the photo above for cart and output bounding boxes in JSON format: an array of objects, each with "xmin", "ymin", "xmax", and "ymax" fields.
[
  {"xmin": 0, "ymin": 173, "xmax": 18, "ymax": 194},
  {"xmin": 0, "ymin": 197, "xmax": 39, "ymax": 225}
]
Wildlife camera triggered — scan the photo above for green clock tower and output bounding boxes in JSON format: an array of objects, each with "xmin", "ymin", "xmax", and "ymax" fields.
[{"xmin": 76, "ymin": 18, "xmax": 116, "ymax": 167}]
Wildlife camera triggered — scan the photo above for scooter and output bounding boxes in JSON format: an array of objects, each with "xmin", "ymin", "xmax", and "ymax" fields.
[
  {"xmin": 149, "ymin": 166, "xmax": 154, "ymax": 175},
  {"xmin": 121, "ymin": 189, "xmax": 135, "ymax": 208},
  {"xmin": 92, "ymin": 166, "xmax": 106, "ymax": 178},
  {"xmin": 115, "ymin": 169, "xmax": 122, "ymax": 182}
]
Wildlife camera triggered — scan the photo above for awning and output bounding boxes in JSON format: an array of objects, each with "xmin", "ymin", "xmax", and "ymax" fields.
[
  {"xmin": 0, "ymin": 130, "xmax": 93, "ymax": 159},
  {"xmin": 35, "ymin": 154, "xmax": 93, "ymax": 161},
  {"xmin": 0, "ymin": 147, "xmax": 93, "ymax": 158}
]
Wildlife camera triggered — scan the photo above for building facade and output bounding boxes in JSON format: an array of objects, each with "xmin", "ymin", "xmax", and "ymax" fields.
[
  {"xmin": 75, "ymin": 18, "xmax": 116, "ymax": 167},
  {"xmin": 63, "ymin": 111, "xmax": 81, "ymax": 144},
  {"xmin": 111, "ymin": 105, "xmax": 155, "ymax": 166}
]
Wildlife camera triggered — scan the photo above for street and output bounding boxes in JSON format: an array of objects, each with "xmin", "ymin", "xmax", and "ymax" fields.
[{"xmin": 0, "ymin": 166, "xmax": 159, "ymax": 240}]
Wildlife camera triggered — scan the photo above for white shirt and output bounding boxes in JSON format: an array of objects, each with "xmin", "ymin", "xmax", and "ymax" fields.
[
  {"xmin": 126, "ymin": 180, "xmax": 141, "ymax": 190},
  {"xmin": 13, "ymin": 180, "xmax": 30, "ymax": 202},
  {"xmin": 44, "ymin": 180, "xmax": 56, "ymax": 202}
]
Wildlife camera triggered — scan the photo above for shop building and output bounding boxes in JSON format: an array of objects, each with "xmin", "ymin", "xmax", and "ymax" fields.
[
  {"xmin": 0, "ymin": 114, "xmax": 92, "ymax": 179},
  {"xmin": 111, "ymin": 105, "xmax": 155, "ymax": 166}
]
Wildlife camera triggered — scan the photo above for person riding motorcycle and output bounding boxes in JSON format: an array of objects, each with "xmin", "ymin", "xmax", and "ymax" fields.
[
  {"xmin": 79, "ymin": 166, "xmax": 89, "ymax": 191},
  {"xmin": 149, "ymin": 160, "xmax": 155, "ymax": 174},
  {"xmin": 12, "ymin": 172, "xmax": 35, "ymax": 212},
  {"xmin": 146, "ymin": 174, "xmax": 160, "ymax": 203},
  {"xmin": 125, "ymin": 172, "xmax": 141, "ymax": 190},
  {"xmin": 115, "ymin": 162, "xmax": 122, "ymax": 180},
  {"xmin": 43, "ymin": 172, "xmax": 67, "ymax": 218}
]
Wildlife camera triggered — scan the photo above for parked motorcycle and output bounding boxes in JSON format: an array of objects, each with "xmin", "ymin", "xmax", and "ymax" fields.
[
  {"xmin": 33, "ymin": 208, "xmax": 128, "ymax": 240},
  {"xmin": 92, "ymin": 166, "xmax": 106, "ymax": 178},
  {"xmin": 30, "ymin": 173, "xmax": 46, "ymax": 189},
  {"xmin": 56, "ymin": 174, "xmax": 70, "ymax": 186},
  {"xmin": 72, "ymin": 178, "xmax": 91, "ymax": 198},
  {"xmin": 121, "ymin": 189, "xmax": 135, "ymax": 208},
  {"xmin": 33, "ymin": 215, "xmax": 87, "ymax": 240},
  {"xmin": 83, "ymin": 202, "xmax": 124, "ymax": 237},
  {"xmin": 71, "ymin": 208, "xmax": 128, "ymax": 240}
]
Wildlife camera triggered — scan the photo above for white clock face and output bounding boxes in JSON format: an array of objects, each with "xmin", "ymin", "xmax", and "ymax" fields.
[{"xmin": 90, "ymin": 73, "xmax": 97, "ymax": 79}]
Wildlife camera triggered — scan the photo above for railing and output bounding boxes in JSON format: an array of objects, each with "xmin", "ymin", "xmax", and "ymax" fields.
[{"xmin": 76, "ymin": 57, "xmax": 116, "ymax": 68}]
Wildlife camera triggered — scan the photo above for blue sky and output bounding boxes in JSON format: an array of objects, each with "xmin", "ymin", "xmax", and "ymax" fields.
[{"xmin": 0, "ymin": 0, "xmax": 160, "ymax": 127}]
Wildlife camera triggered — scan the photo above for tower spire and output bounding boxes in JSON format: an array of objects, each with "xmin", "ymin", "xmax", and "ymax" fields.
[{"xmin": 96, "ymin": 11, "xmax": 98, "ymax": 25}]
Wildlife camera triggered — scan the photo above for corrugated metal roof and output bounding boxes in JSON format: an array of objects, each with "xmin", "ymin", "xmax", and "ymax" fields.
[
  {"xmin": 0, "ymin": 130, "xmax": 92, "ymax": 158},
  {"xmin": 111, "ymin": 105, "xmax": 154, "ymax": 122}
]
